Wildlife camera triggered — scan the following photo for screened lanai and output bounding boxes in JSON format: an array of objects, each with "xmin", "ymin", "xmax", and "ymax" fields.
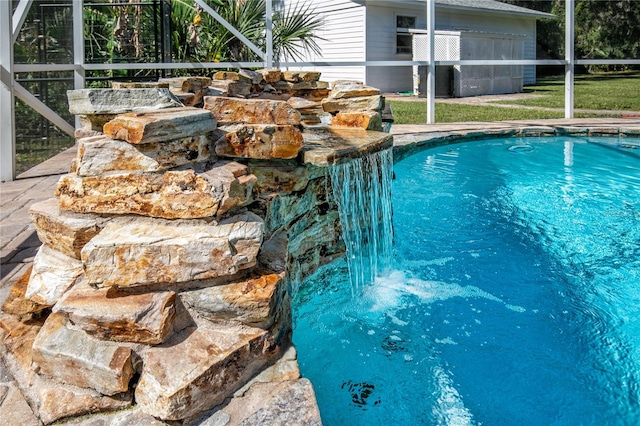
[{"xmin": 1, "ymin": 0, "xmax": 639, "ymax": 181}]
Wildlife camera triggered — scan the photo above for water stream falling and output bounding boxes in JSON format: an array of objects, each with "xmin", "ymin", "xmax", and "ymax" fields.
[{"xmin": 328, "ymin": 148, "xmax": 394, "ymax": 294}]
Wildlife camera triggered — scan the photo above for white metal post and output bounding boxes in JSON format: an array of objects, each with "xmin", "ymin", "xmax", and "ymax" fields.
[
  {"xmin": 425, "ymin": 0, "xmax": 435, "ymax": 124},
  {"xmin": 565, "ymin": 0, "xmax": 575, "ymax": 119},
  {"xmin": 1, "ymin": 0, "xmax": 16, "ymax": 181},
  {"xmin": 73, "ymin": 0, "xmax": 85, "ymax": 130},
  {"xmin": 266, "ymin": 0, "xmax": 273, "ymax": 68},
  {"xmin": 426, "ymin": 0, "xmax": 435, "ymax": 124}
]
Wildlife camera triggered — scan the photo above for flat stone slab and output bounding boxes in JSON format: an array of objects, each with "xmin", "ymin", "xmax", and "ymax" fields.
[
  {"xmin": 0, "ymin": 381, "xmax": 40, "ymax": 426},
  {"xmin": 103, "ymin": 107, "xmax": 217, "ymax": 144},
  {"xmin": 332, "ymin": 111, "xmax": 383, "ymax": 131},
  {"xmin": 159, "ymin": 76, "xmax": 212, "ymax": 92},
  {"xmin": 1, "ymin": 266, "xmax": 48, "ymax": 317},
  {"xmin": 136, "ymin": 317, "xmax": 278, "ymax": 420},
  {"xmin": 322, "ymin": 94, "xmax": 383, "ymax": 113},
  {"xmin": 208, "ymin": 80, "xmax": 252, "ymax": 97},
  {"xmin": 0, "ymin": 313, "xmax": 132, "ymax": 424},
  {"xmin": 216, "ymin": 124, "xmax": 303, "ymax": 159},
  {"xmin": 81, "ymin": 212, "xmax": 263, "ymax": 288},
  {"xmin": 53, "ymin": 280, "xmax": 176, "ymax": 344},
  {"xmin": 330, "ymin": 80, "xmax": 381, "ymax": 98},
  {"xmin": 248, "ymin": 160, "xmax": 311, "ymax": 193},
  {"xmin": 217, "ymin": 379, "xmax": 322, "ymax": 426},
  {"xmin": 29, "ymin": 198, "xmax": 101, "ymax": 259},
  {"xmin": 32, "ymin": 376, "xmax": 132, "ymax": 425},
  {"xmin": 31, "ymin": 313, "xmax": 134, "ymax": 396},
  {"xmin": 301, "ymin": 127, "xmax": 393, "ymax": 166},
  {"xmin": 257, "ymin": 69, "xmax": 282, "ymax": 83},
  {"xmin": 67, "ymin": 88, "xmax": 183, "ymax": 115},
  {"xmin": 180, "ymin": 269, "xmax": 283, "ymax": 328},
  {"xmin": 75, "ymin": 133, "xmax": 214, "ymax": 176},
  {"xmin": 25, "ymin": 244, "xmax": 84, "ymax": 307},
  {"xmin": 56, "ymin": 162, "xmax": 256, "ymax": 219},
  {"xmin": 282, "ymin": 71, "xmax": 321, "ymax": 83},
  {"xmin": 203, "ymin": 97, "xmax": 302, "ymax": 125}
]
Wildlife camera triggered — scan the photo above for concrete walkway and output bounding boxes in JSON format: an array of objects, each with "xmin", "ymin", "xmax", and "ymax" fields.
[{"xmin": 3, "ymin": 118, "xmax": 640, "ymax": 294}]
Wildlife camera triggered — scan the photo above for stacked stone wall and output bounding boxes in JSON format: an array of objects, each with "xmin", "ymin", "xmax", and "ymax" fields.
[{"xmin": 0, "ymin": 69, "xmax": 392, "ymax": 425}]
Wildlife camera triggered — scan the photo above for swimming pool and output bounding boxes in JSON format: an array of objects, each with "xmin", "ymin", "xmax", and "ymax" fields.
[{"xmin": 292, "ymin": 136, "xmax": 640, "ymax": 425}]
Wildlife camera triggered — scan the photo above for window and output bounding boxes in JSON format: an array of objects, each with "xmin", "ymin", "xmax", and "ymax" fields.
[{"xmin": 396, "ymin": 15, "xmax": 416, "ymax": 54}]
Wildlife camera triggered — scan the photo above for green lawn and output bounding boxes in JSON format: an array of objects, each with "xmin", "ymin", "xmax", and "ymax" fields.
[
  {"xmin": 389, "ymin": 72, "xmax": 640, "ymax": 124},
  {"xmin": 506, "ymin": 72, "xmax": 640, "ymax": 111}
]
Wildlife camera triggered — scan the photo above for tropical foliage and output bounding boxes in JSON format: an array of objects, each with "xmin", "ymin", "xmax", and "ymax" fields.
[
  {"xmin": 170, "ymin": 0, "xmax": 323, "ymax": 65},
  {"xmin": 500, "ymin": 0, "xmax": 640, "ymax": 72}
]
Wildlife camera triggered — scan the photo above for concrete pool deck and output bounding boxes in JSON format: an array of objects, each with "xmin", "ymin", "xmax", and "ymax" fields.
[{"xmin": 1, "ymin": 117, "xmax": 639, "ymax": 424}]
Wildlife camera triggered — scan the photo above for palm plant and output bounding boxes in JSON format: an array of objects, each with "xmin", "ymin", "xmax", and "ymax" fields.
[{"xmin": 170, "ymin": 0, "xmax": 323, "ymax": 64}]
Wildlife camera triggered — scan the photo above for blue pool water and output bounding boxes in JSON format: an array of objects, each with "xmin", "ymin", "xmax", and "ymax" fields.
[{"xmin": 292, "ymin": 137, "xmax": 640, "ymax": 425}]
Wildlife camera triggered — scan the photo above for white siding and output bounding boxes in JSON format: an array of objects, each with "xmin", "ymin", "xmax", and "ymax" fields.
[
  {"xmin": 365, "ymin": 4, "xmax": 428, "ymax": 93},
  {"xmin": 281, "ymin": 0, "xmax": 366, "ymax": 83},
  {"xmin": 281, "ymin": 1, "xmax": 539, "ymax": 92},
  {"xmin": 436, "ymin": 9, "xmax": 538, "ymax": 84},
  {"xmin": 365, "ymin": 4, "xmax": 538, "ymax": 92}
]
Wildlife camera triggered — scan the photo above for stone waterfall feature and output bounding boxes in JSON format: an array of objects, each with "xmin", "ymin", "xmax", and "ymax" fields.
[
  {"xmin": 328, "ymin": 148, "xmax": 394, "ymax": 294},
  {"xmin": 0, "ymin": 71, "xmax": 392, "ymax": 425}
]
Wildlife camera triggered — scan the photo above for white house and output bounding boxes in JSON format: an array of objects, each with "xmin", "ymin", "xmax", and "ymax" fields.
[{"xmin": 279, "ymin": 0, "xmax": 554, "ymax": 97}]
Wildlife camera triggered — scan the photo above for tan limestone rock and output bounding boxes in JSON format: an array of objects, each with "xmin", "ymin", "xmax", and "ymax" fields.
[
  {"xmin": 208, "ymin": 80, "xmax": 252, "ymax": 97},
  {"xmin": 0, "ymin": 317, "xmax": 133, "ymax": 425},
  {"xmin": 203, "ymin": 97, "xmax": 302, "ymax": 125},
  {"xmin": 111, "ymin": 81, "xmax": 170, "ymax": 89},
  {"xmin": 135, "ymin": 317, "xmax": 278, "ymax": 420},
  {"xmin": 330, "ymin": 80, "xmax": 381, "ymax": 98},
  {"xmin": 159, "ymin": 76, "xmax": 211, "ymax": 92},
  {"xmin": 0, "ymin": 313, "xmax": 44, "ymax": 372},
  {"xmin": 205, "ymin": 161, "xmax": 257, "ymax": 217},
  {"xmin": 172, "ymin": 90, "xmax": 204, "ymax": 107},
  {"xmin": 25, "ymin": 244, "xmax": 84, "ymax": 307},
  {"xmin": 239, "ymin": 69, "xmax": 263, "ymax": 84},
  {"xmin": 282, "ymin": 71, "xmax": 321, "ymax": 83},
  {"xmin": 0, "ymin": 382, "xmax": 40, "ymax": 426},
  {"xmin": 216, "ymin": 379, "xmax": 322, "ymax": 426},
  {"xmin": 81, "ymin": 211, "xmax": 263, "ymax": 288},
  {"xmin": 78, "ymin": 114, "xmax": 116, "ymax": 134},
  {"xmin": 103, "ymin": 107, "xmax": 217, "ymax": 144},
  {"xmin": 29, "ymin": 197, "xmax": 100, "ymax": 259},
  {"xmin": 274, "ymin": 80, "xmax": 330, "ymax": 91},
  {"xmin": 180, "ymin": 269, "xmax": 283, "ymax": 328},
  {"xmin": 31, "ymin": 313, "xmax": 134, "ymax": 396},
  {"xmin": 248, "ymin": 161, "xmax": 310, "ymax": 193},
  {"xmin": 75, "ymin": 133, "xmax": 214, "ymax": 176},
  {"xmin": 302, "ymin": 127, "xmax": 393, "ymax": 166},
  {"xmin": 1, "ymin": 266, "xmax": 48, "ymax": 317},
  {"xmin": 215, "ymin": 124, "xmax": 303, "ymax": 160},
  {"xmin": 213, "ymin": 71, "xmax": 251, "ymax": 83},
  {"xmin": 53, "ymin": 281, "xmax": 176, "ymax": 344},
  {"xmin": 321, "ymin": 94, "xmax": 383, "ymax": 113},
  {"xmin": 33, "ymin": 378, "xmax": 132, "ymax": 425},
  {"xmin": 257, "ymin": 69, "xmax": 282, "ymax": 83},
  {"xmin": 67, "ymin": 88, "xmax": 183, "ymax": 115},
  {"xmin": 286, "ymin": 96, "xmax": 320, "ymax": 110},
  {"xmin": 332, "ymin": 111, "xmax": 383, "ymax": 131},
  {"xmin": 55, "ymin": 162, "xmax": 255, "ymax": 219}
]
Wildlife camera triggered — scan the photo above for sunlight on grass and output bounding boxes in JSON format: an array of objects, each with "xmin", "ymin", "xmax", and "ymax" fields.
[
  {"xmin": 389, "ymin": 72, "xmax": 639, "ymax": 124},
  {"xmin": 503, "ymin": 72, "xmax": 640, "ymax": 111},
  {"xmin": 388, "ymin": 101, "xmax": 565, "ymax": 124}
]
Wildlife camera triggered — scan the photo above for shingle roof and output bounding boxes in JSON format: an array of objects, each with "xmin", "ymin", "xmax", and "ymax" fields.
[
  {"xmin": 364, "ymin": 0, "xmax": 554, "ymax": 19},
  {"xmin": 436, "ymin": 0, "xmax": 554, "ymax": 19}
]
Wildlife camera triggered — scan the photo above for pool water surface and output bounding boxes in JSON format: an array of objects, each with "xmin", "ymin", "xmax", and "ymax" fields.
[{"xmin": 292, "ymin": 137, "xmax": 640, "ymax": 425}]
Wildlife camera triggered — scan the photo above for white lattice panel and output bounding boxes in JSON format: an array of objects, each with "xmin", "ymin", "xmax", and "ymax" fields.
[{"xmin": 412, "ymin": 32, "xmax": 460, "ymax": 61}]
